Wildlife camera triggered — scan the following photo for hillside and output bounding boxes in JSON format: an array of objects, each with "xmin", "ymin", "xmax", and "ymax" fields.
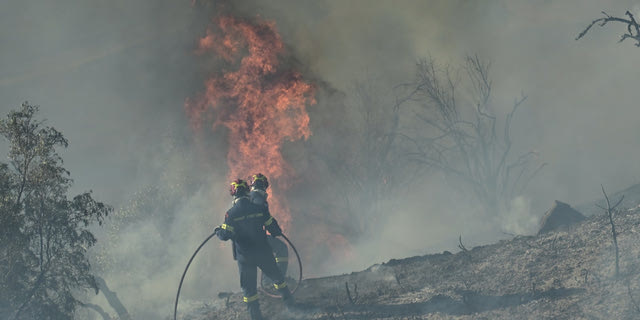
[{"xmin": 183, "ymin": 205, "xmax": 640, "ymax": 320}]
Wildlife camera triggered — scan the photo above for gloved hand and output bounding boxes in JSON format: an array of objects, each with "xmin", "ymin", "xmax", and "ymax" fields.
[
  {"xmin": 217, "ymin": 226, "xmax": 232, "ymax": 241},
  {"xmin": 270, "ymin": 226, "xmax": 282, "ymax": 237}
]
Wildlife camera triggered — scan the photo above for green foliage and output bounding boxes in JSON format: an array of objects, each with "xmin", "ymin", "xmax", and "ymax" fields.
[{"xmin": 0, "ymin": 102, "xmax": 111, "ymax": 319}]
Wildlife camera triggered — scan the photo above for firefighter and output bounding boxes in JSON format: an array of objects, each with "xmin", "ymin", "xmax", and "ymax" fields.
[
  {"xmin": 248, "ymin": 173, "xmax": 269, "ymax": 207},
  {"xmin": 217, "ymin": 179, "xmax": 294, "ymax": 320},
  {"xmin": 249, "ymin": 173, "xmax": 289, "ymax": 278}
]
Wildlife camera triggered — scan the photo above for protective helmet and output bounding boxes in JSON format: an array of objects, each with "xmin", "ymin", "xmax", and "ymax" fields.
[
  {"xmin": 230, "ymin": 179, "xmax": 249, "ymax": 197},
  {"xmin": 249, "ymin": 173, "xmax": 269, "ymax": 190}
]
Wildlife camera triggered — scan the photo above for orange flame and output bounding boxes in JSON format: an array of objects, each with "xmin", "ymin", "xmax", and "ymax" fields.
[{"xmin": 185, "ymin": 16, "xmax": 316, "ymax": 229}]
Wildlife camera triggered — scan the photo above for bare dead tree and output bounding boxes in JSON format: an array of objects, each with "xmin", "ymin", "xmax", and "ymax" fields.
[
  {"xmin": 577, "ymin": 11, "xmax": 640, "ymax": 47},
  {"xmin": 400, "ymin": 55, "xmax": 546, "ymax": 217},
  {"xmin": 458, "ymin": 235, "xmax": 472, "ymax": 263},
  {"xmin": 345, "ymin": 281, "xmax": 358, "ymax": 304},
  {"xmin": 627, "ymin": 282, "xmax": 640, "ymax": 314},
  {"xmin": 458, "ymin": 235, "xmax": 469, "ymax": 252},
  {"xmin": 596, "ymin": 185, "xmax": 624, "ymax": 278},
  {"xmin": 393, "ymin": 272, "xmax": 405, "ymax": 290},
  {"xmin": 341, "ymin": 78, "xmax": 403, "ymax": 235},
  {"xmin": 308, "ymin": 77, "xmax": 416, "ymax": 240}
]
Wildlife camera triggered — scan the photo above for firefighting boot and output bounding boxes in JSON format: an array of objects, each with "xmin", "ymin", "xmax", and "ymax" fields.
[
  {"xmin": 247, "ymin": 300, "xmax": 264, "ymax": 320},
  {"xmin": 279, "ymin": 287, "xmax": 295, "ymax": 309}
]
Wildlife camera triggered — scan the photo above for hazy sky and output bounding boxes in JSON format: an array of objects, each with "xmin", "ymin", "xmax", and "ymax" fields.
[
  {"xmin": 2, "ymin": 0, "xmax": 640, "ymax": 318},
  {"xmin": 2, "ymin": 0, "xmax": 639, "ymax": 210},
  {"xmin": 239, "ymin": 0, "xmax": 640, "ymax": 213}
]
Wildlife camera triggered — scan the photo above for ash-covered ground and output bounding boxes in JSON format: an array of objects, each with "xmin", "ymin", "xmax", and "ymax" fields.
[{"xmin": 180, "ymin": 203, "xmax": 640, "ymax": 320}]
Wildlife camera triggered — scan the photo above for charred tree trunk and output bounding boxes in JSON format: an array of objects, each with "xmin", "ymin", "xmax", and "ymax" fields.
[
  {"xmin": 82, "ymin": 303, "xmax": 112, "ymax": 320},
  {"xmin": 598, "ymin": 185, "xmax": 624, "ymax": 278},
  {"xmin": 95, "ymin": 276, "xmax": 131, "ymax": 320}
]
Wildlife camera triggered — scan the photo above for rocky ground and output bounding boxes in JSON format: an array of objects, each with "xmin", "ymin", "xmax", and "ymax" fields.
[{"xmin": 182, "ymin": 204, "xmax": 640, "ymax": 320}]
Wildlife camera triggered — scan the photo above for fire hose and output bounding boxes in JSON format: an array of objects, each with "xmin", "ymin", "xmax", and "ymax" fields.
[
  {"xmin": 173, "ymin": 230, "xmax": 302, "ymax": 320},
  {"xmin": 259, "ymin": 233, "xmax": 302, "ymax": 298}
]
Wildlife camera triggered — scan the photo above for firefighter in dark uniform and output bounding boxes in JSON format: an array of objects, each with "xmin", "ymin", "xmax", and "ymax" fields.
[
  {"xmin": 217, "ymin": 179, "xmax": 294, "ymax": 320},
  {"xmin": 248, "ymin": 173, "xmax": 269, "ymax": 207},
  {"xmin": 249, "ymin": 174, "xmax": 289, "ymax": 285}
]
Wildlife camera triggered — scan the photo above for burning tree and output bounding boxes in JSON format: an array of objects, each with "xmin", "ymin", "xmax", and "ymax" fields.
[
  {"xmin": 0, "ymin": 103, "xmax": 111, "ymax": 319},
  {"xmin": 401, "ymin": 56, "xmax": 545, "ymax": 218}
]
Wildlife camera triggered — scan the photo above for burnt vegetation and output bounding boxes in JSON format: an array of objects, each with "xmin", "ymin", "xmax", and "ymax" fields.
[
  {"xmin": 597, "ymin": 185, "xmax": 624, "ymax": 279},
  {"xmin": 304, "ymin": 55, "xmax": 545, "ymax": 248},
  {"xmin": 199, "ymin": 205, "xmax": 640, "ymax": 320},
  {"xmin": 307, "ymin": 77, "xmax": 410, "ymax": 240},
  {"xmin": 398, "ymin": 56, "xmax": 545, "ymax": 218}
]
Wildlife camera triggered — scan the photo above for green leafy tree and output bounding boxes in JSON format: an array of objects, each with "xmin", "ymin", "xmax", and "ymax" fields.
[{"xmin": 0, "ymin": 103, "xmax": 111, "ymax": 320}]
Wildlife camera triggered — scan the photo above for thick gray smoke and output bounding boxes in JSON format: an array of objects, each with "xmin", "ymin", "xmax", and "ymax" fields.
[
  {"xmin": 2, "ymin": 0, "xmax": 640, "ymax": 319},
  {"xmin": 232, "ymin": 0, "xmax": 640, "ymax": 271}
]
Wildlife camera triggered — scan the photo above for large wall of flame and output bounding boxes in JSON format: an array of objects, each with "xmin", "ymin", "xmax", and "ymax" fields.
[{"xmin": 185, "ymin": 16, "xmax": 315, "ymax": 229}]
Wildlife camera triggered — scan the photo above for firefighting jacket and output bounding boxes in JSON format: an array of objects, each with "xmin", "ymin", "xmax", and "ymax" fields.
[{"xmin": 217, "ymin": 196, "xmax": 283, "ymax": 260}]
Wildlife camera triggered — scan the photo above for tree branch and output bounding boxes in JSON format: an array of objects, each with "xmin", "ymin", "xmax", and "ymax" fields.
[
  {"xmin": 345, "ymin": 281, "xmax": 358, "ymax": 304},
  {"xmin": 577, "ymin": 11, "xmax": 640, "ymax": 47},
  {"xmin": 601, "ymin": 184, "xmax": 620, "ymax": 278}
]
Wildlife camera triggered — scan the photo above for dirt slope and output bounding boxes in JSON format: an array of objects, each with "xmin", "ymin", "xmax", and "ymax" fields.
[{"xmin": 186, "ymin": 206, "xmax": 640, "ymax": 320}]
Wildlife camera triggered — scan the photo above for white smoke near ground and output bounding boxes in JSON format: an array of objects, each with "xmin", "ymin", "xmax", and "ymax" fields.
[
  {"xmin": 84, "ymin": 132, "xmax": 240, "ymax": 318},
  {"xmin": 502, "ymin": 196, "xmax": 539, "ymax": 236}
]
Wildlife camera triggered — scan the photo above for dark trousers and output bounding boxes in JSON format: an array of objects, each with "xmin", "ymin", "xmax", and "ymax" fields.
[
  {"xmin": 268, "ymin": 236, "xmax": 289, "ymax": 275},
  {"xmin": 238, "ymin": 250, "xmax": 286, "ymax": 298}
]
